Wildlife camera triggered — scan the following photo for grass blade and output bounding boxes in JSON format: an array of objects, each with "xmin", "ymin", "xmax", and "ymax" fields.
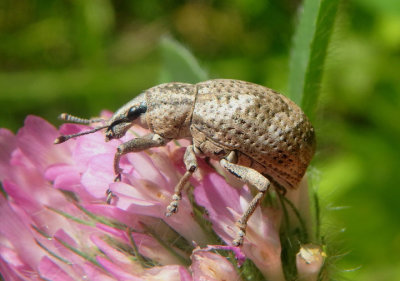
[
  {"xmin": 288, "ymin": 0, "xmax": 340, "ymax": 120},
  {"xmin": 159, "ymin": 36, "xmax": 208, "ymax": 83}
]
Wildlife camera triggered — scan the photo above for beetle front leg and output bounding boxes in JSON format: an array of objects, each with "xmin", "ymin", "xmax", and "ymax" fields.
[
  {"xmin": 106, "ymin": 133, "xmax": 168, "ymax": 203},
  {"xmin": 165, "ymin": 145, "xmax": 197, "ymax": 217},
  {"xmin": 220, "ymin": 152, "xmax": 271, "ymax": 246}
]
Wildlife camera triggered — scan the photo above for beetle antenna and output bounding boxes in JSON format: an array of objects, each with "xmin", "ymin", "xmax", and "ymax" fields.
[
  {"xmin": 54, "ymin": 124, "xmax": 108, "ymax": 144},
  {"xmin": 58, "ymin": 113, "xmax": 105, "ymax": 124}
]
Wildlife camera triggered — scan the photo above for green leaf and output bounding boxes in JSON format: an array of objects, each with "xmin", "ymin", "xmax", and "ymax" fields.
[
  {"xmin": 158, "ymin": 37, "xmax": 208, "ymax": 84},
  {"xmin": 288, "ymin": 0, "xmax": 340, "ymax": 120}
]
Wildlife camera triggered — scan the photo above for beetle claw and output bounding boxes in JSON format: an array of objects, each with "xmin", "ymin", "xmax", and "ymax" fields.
[
  {"xmin": 106, "ymin": 188, "xmax": 116, "ymax": 204},
  {"xmin": 233, "ymin": 230, "xmax": 245, "ymax": 246},
  {"xmin": 114, "ymin": 173, "xmax": 121, "ymax": 182},
  {"xmin": 165, "ymin": 195, "xmax": 180, "ymax": 217}
]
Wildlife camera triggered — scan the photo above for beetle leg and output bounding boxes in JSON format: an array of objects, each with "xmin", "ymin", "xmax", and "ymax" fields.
[
  {"xmin": 106, "ymin": 133, "xmax": 168, "ymax": 203},
  {"xmin": 165, "ymin": 145, "xmax": 197, "ymax": 216},
  {"xmin": 220, "ymin": 153, "xmax": 271, "ymax": 246}
]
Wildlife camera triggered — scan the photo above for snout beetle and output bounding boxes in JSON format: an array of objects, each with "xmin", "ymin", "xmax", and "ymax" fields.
[{"xmin": 55, "ymin": 79, "xmax": 316, "ymax": 246}]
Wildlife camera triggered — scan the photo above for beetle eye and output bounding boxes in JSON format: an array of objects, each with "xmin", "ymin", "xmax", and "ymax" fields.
[
  {"xmin": 127, "ymin": 106, "xmax": 139, "ymax": 120},
  {"xmin": 127, "ymin": 102, "xmax": 147, "ymax": 120}
]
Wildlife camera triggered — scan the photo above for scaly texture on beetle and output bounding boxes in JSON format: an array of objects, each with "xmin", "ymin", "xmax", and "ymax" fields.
[{"xmin": 55, "ymin": 79, "xmax": 316, "ymax": 246}]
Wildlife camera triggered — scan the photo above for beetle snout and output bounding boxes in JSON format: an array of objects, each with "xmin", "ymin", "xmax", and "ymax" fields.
[
  {"xmin": 105, "ymin": 129, "xmax": 115, "ymax": 142},
  {"xmin": 105, "ymin": 122, "xmax": 130, "ymax": 141}
]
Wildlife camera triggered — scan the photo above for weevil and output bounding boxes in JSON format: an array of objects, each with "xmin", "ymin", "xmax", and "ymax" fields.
[{"xmin": 55, "ymin": 79, "xmax": 316, "ymax": 246}]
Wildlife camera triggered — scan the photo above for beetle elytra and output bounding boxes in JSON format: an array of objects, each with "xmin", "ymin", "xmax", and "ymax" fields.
[{"xmin": 55, "ymin": 79, "xmax": 316, "ymax": 246}]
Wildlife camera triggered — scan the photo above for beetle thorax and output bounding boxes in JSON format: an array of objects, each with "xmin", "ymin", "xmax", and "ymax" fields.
[{"xmin": 145, "ymin": 83, "xmax": 196, "ymax": 139}]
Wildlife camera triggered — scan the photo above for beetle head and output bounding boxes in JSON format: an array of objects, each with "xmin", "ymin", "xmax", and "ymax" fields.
[
  {"xmin": 105, "ymin": 99, "xmax": 147, "ymax": 141},
  {"xmin": 54, "ymin": 94, "xmax": 147, "ymax": 144}
]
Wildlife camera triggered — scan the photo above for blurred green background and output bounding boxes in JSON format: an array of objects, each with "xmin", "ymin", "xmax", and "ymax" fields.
[{"xmin": 1, "ymin": 0, "xmax": 400, "ymax": 280}]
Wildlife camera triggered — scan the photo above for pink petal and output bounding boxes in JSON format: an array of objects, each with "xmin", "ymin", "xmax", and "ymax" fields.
[
  {"xmin": 82, "ymin": 262, "xmax": 116, "ymax": 281},
  {"xmin": 59, "ymin": 123, "xmax": 87, "ymax": 136},
  {"xmin": 195, "ymin": 173, "xmax": 241, "ymax": 217},
  {"xmin": 72, "ymin": 129, "xmax": 118, "ymax": 170},
  {"xmin": 109, "ymin": 178, "xmax": 209, "ymax": 246},
  {"xmin": 17, "ymin": 116, "xmax": 71, "ymax": 172},
  {"xmin": 2, "ymin": 180, "xmax": 40, "ymax": 214},
  {"xmin": 96, "ymin": 223, "xmax": 127, "ymax": 241},
  {"xmin": 129, "ymin": 233, "xmax": 187, "ymax": 266},
  {"xmin": 0, "ymin": 256, "xmax": 26, "ymax": 281},
  {"xmin": 96, "ymin": 256, "xmax": 142, "ymax": 281},
  {"xmin": 96, "ymin": 224, "xmax": 188, "ymax": 266},
  {"xmin": 0, "ymin": 195, "xmax": 43, "ymax": 268},
  {"xmin": 240, "ymin": 209, "xmax": 284, "ymax": 280},
  {"xmin": 145, "ymin": 265, "xmax": 192, "ymax": 281},
  {"xmin": 111, "ymin": 166, "xmax": 208, "ymax": 244},
  {"xmin": 6, "ymin": 149, "xmax": 57, "ymax": 203},
  {"xmin": 0, "ymin": 128, "xmax": 16, "ymax": 181},
  {"xmin": 52, "ymin": 229, "xmax": 89, "ymax": 266},
  {"xmin": 125, "ymin": 124, "xmax": 149, "ymax": 137},
  {"xmin": 0, "ymin": 245, "xmax": 25, "ymax": 269},
  {"xmin": 54, "ymin": 229, "xmax": 78, "ymax": 248},
  {"xmin": 193, "ymin": 173, "xmax": 242, "ymax": 244},
  {"xmin": 90, "ymin": 235, "xmax": 140, "ymax": 272},
  {"xmin": 110, "ymin": 182, "xmax": 161, "ymax": 216},
  {"xmin": 0, "ymin": 245, "xmax": 35, "ymax": 280},
  {"xmin": 3, "ymin": 179, "xmax": 78, "ymax": 237},
  {"xmin": 178, "ymin": 266, "xmax": 193, "ymax": 281},
  {"xmin": 53, "ymin": 171, "xmax": 82, "ymax": 192},
  {"xmin": 191, "ymin": 251, "xmax": 240, "ymax": 281},
  {"xmin": 45, "ymin": 164, "xmax": 98, "ymax": 202},
  {"xmin": 84, "ymin": 204, "xmax": 139, "ymax": 226},
  {"xmin": 81, "ymin": 153, "xmax": 115, "ymax": 198},
  {"xmin": 44, "ymin": 164, "xmax": 79, "ymax": 183},
  {"xmin": 100, "ymin": 110, "xmax": 113, "ymax": 119},
  {"xmin": 197, "ymin": 245, "xmax": 246, "ymax": 267},
  {"xmin": 163, "ymin": 206, "xmax": 209, "ymax": 247},
  {"xmin": 145, "ymin": 150, "xmax": 181, "ymax": 187},
  {"xmin": 193, "ymin": 173, "xmax": 285, "ymax": 280},
  {"xmin": 244, "ymin": 241, "xmax": 284, "ymax": 281},
  {"xmin": 125, "ymin": 152, "xmax": 168, "ymax": 190},
  {"xmin": 38, "ymin": 257, "xmax": 75, "ymax": 281}
]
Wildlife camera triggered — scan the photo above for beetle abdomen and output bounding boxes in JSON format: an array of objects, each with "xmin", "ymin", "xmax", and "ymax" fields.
[{"xmin": 192, "ymin": 79, "xmax": 315, "ymax": 189}]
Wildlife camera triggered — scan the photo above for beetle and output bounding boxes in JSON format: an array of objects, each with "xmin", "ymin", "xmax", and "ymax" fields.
[{"xmin": 55, "ymin": 79, "xmax": 316, "ymax": 246}]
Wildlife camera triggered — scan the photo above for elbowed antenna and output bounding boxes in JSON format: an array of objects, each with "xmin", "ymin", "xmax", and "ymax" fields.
[
  {"xmin": 55, "ymin": 113, "xmax": 108, "ymax": 144},
  {"xmin": 58, "ymin": 113, "xmax": 105, "ymax": 124},
  {"xmin": 54, "ymin": 124, "xmax": 109, "ymax": 144}
]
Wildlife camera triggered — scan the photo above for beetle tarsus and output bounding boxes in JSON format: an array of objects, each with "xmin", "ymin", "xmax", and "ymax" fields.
[
  {"xmin": 114, "ymin": 173, "xmax": 122, "ymax": 182},
  {"xmin": 220, "ymin": 158, "xmax": 270, "ymax": 247},
  {"xmin": 165, "ymin": 194, "xmax": 181, "ymax": 216},
  {"xmin": 106, "ymin": 188, "xmax": 115, "ymax": 204},
  {"xmin": 233, "ymin": 230, "xmax": 245, "ymax": 246},
  {"xmin": 165, "ymin": 145, "xmax": 197, "ymax": 217}
]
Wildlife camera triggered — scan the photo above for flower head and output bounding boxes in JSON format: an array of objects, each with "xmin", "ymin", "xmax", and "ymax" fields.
[{"xmin": 0, "ymin": 115, "xmax": 324, "ymax": 280}]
